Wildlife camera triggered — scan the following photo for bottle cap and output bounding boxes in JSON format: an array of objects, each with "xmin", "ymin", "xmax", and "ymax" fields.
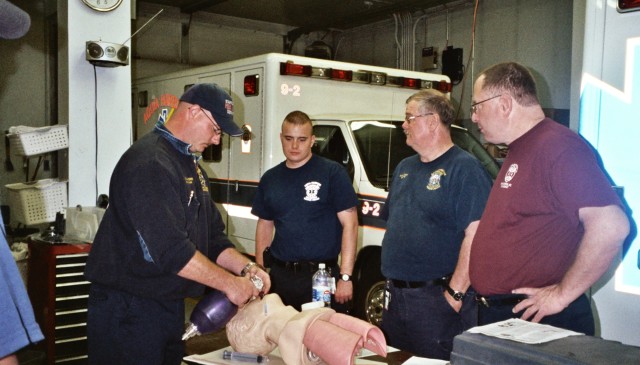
[{"xmin": 318, "ymin": 263, "xmax": 325, "ymax": 269}]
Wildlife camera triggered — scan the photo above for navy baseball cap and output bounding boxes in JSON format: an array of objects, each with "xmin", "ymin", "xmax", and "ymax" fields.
[{"xmin": 180, "ymin": 83, "xmax": 243, "ymax": 137}]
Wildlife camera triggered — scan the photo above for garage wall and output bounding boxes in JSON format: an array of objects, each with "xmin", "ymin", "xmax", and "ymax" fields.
[
  {"xmin": 335, "ymin": 0, "xmax": 573, "ymax": 126},
  {"xmin": 0, "ymin": 0, "xmax": 573, "ymax": 215},
  {"xmin": 132, "ymin": 0, "xmax": 573, "ymax": 132},
  {"xmin": 132, "ymin": 4, "xmax": 295, "ymax": 79}
]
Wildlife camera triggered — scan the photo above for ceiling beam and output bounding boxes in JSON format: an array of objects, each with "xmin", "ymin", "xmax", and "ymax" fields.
[{"xmin": 180, "ymin": 0, "xmax": 228, "ymax": 14}]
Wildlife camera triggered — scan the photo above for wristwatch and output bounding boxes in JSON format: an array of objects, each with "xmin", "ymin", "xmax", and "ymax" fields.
[
  {"xmin": 240, "ymin": 262, "xmax": 257, "ymax": 277},
  {"xmin": 340, "ymin": 273, "xmax": 352, "ymax": 282},
  {"xmin": 444, "ymin": 282, "xmax": 465, "ymax": 301}
]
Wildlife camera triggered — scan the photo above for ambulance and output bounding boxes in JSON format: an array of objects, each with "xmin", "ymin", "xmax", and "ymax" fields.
[{"xmin": 132, "ymin": 53, "xmax": 499, "ymax": 324}]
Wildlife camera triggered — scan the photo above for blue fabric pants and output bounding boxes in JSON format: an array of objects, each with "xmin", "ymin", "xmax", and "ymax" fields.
[
  {"xmin": 380, "ymin": 280, "xmax": 477, "ymax": 360},
  {"xmin": 477, "ymin": 293, "xmax": 595, "ymax": 335},
  {"xmin": 87, "ymin": 284, "xmax": 185, "ymax": 365}
]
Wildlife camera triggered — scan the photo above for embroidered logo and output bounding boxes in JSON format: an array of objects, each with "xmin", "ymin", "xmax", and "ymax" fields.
[
  {"xmin": 500, "ymin": 163, "xmax": 518, "ymax": 189},
  {"xmin": 427, "ymin": 169, "xmax": 446, "ymax": 190},
  {"xmin": 399, "ymin": 173, "xmax": 408, "ymax": 179},
  {"xmin": 184, "ymin": 177, "xmax": 194, "ymax": 185},
  {"xmin": 225, "ymin": 99, "xmax": 234, "ymax": 116},
  {"xmin": 196, "ymin": 166, "xmax": 209, "ymax": 192},
  {"xmin": 304, "ymin": 181, "xmax": 322, "ymax": 201}
]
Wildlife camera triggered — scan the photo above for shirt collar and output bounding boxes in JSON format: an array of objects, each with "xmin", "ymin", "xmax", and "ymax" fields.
[{"xmin": 154, "ymin": 121, "xmax": 201, "ymax": 161}]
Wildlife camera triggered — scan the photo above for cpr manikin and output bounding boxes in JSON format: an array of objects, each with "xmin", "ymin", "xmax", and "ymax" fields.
[{"xmin": 226, "ymin": 294, "xmax": 387, "ymax": 365}]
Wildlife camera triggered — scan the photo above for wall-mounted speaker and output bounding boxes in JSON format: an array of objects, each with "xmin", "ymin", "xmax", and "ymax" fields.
[{"xmin": 85, "ymin": 41, "xmax": 129, "ymax": 67}]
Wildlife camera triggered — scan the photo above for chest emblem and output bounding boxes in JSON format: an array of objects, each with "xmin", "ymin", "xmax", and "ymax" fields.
[
  {"xmin": 304, "ymin": 181, "xmax": 322, "ymax": 201},
  {"xmin": 500, "ymin": 163, "xmax": 518, "ymax": 189},
  {"xmin": 196, "ymin": 166, "xmax": 209, "ymax": 192},
  {"xmin": 427, "ymin": 169, "xmax": 446, "ymax": 190}
]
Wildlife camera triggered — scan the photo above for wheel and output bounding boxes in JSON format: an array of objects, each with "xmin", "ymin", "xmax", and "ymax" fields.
[
  {"xmin": 363, "ymin": 279, "xmax": 385, "ymax": 327},
  {"xmin": 352, "ymin": 248, "xmax": 385, "ymax": 326}
]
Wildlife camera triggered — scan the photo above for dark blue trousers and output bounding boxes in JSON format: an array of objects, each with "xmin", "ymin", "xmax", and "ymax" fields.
[
  {"xmin": 87, "ymin": 284, "xmax": 185, "ymax": 365},
  {"xmin": 477, "ymin": 293, "xmax": 595, "ymax": 335},
  {"xmin": 381, "ymin": 280, "xmax": 477, "ymax": 360}
]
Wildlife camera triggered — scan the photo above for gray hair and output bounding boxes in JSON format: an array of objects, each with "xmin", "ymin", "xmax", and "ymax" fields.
[
  {"xmin": 406, "ymin": 90, "xmax": 455, "ymax": 127},
  {"xmin": 479, "ymin": 62, "xmax": 539, "ymax": 106}
]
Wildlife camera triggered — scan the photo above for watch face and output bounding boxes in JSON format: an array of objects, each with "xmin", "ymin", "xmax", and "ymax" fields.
[
  {"xmin": 341, "ymin": 274, "xmax": 351, "ymax": 281},
  {"xmin": 82, "ymin": 0, "xmax": 123, "ymax": 12}
]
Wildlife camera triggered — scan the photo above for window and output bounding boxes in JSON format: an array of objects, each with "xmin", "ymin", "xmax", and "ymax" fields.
[{"xmin": 312, "ymin": 125, "xmax": 355, "ymax": 181}]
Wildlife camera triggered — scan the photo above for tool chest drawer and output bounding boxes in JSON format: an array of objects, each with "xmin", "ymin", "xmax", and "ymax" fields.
[{"xmin": 28, "ymin": 241, "xmax": 91, "ymax": 365}]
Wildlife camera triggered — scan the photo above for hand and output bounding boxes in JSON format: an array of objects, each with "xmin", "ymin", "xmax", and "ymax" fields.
[
  {"xmin": 512, "ymin": 284, "xmax": 570, "ymax": 323},
  {"xmin": 334, "ymin": 279, "xmax": 353, "ymax": 304},
  {"xmin": 443, "ymin": 291, "xmax": 463, "ymax": 313},
  {"xmin": 249, "ymin": 265, "xmax": 271, "ymax": 297},
  {"xmin": 225, "ymin": 276, "xmax": 259, "ymax": 307}
]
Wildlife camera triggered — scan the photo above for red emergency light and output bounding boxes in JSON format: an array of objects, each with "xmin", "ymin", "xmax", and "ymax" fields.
[
  {"xmin": 330, "ymin": 68, "xmax": 353, "ymax": 81},
  {"xmin": 618, "ymin": 0, "xmax": 640, "ymax": 12},
  {"xmin": 280, "ymin": 62, "xmax": 311, "ymax": 76},
  {"xmin": 435, "ymin": 81, "xmax": 452, "ymax": 93},
  {"xmin": 403, "ymin": 78, "xmax": 421, "ymax": 89},
  {"xmin": 244, "ymin": 75, "xmax": 259, "ymax": 96},
  {"xmin": 279, "ymin": 61, "xmax": 452, "ymax": 93}
]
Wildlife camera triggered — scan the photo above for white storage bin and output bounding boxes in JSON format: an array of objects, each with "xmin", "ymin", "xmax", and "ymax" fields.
[
  {"xmin": 8, "ymin": 125, "xmax": 69, "ymax": 157},
  {"xmin": 5, "ymin": 179, "xmax": 68, "ymax": 225}
]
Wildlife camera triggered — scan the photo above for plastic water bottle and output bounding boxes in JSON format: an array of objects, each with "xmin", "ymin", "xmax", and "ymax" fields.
[{"xmin": 312, "ymin": 263, "xmax": 331, "ymax": 307}]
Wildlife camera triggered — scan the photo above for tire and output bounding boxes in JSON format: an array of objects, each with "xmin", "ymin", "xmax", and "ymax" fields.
[{"xmin": 352, "ymin": 248, "xmax": 385, "ymax": 326}]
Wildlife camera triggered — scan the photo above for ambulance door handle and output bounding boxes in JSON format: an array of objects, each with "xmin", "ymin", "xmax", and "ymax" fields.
[{"xmin": 234, "ymin": 180, "xmax": 239, "ymax": 192}]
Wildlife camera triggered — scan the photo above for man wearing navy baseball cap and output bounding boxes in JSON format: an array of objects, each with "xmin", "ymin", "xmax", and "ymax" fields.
[
  {"xmin": 85, "ymin": 83, "xmax": 270, "ymax": 365},
  {"xmin": 180, "ymin": 83, "xmax": 243, "ymax": 138}
]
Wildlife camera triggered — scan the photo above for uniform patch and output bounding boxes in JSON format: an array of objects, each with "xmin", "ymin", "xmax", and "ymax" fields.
[
  {"xmin": 196, "ymin": 166, "xmax": 209, "ymax": 192},
  {"xmin": 399, "ymin": 173, "xmax": 408, "ymax": 179},
  {"xmin": 304, "ymin": 181, "xmax": 321, "ymax": 201},
  {"xmin": 184, "ymin": 177, "xmax": 194, "ymax": 185},
  {"xmin": 225, "ymin": 99, "xmax": 234, "ymax": 115},
  {"xmin": 426, "ymin": 169, "xmax": 446, "ymax": 190},
  {"xmin": 500, "ymin": 163, "xmax": 518, "ymax": 189}
]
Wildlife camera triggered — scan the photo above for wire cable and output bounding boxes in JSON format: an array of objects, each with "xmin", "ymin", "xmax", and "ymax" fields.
[{"xmin": 93, "ymin": 65, "xmax": 98, "ymax": 201}]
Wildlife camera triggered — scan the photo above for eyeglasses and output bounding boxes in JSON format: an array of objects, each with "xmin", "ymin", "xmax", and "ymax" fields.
[
  {"xmin": 470, "ymin": 94, "xmax": 502, "ymax": 115},
  {"xmin": 404, "ymin": 113, "xmax": 434, "ymax": 123},
  {"xmin": 200, "ymin": 110, "xmax": 222, "ymax": 135}
]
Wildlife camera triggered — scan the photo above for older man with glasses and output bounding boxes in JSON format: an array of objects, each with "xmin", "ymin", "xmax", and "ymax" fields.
[
  {"xmin": 379, "ymin": 90, "xmax": 492, "ymax": 360},
  {"xmin": 467, "ymin": 62, "xmax": 629, "ymax": 335}
]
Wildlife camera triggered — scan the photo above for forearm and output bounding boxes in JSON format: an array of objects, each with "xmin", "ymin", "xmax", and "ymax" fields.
[
  {"xmin": 255, "ymin": 219, "xmax": 274, "ymax": 266},
  {"xmin": 448, "ymin": 220, "xmax": 478, "ymax": 294},
  {"xmin": 441, "ymin": 221, "xmax": 479, "ymax": 311},
  {"xmin": 555, "ymin": 205, "xmax": 629, "ymax": 304},
  {"xmin": 177, "ymin": 250, "xmax": 240, "ymax": 293},
  {"xmin": 337, "ymin": 208, "xmax": 357, "ymax": 275}
]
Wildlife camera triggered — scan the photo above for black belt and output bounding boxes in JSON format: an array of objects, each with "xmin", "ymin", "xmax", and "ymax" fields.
[
  {"xmin": 271, "ymin": 256, "xmax": 338, "ymax": 273},
  {"xmin": 476, "ymin": 293, "xmax": 527, "ymax": 308},
  {"xmin": 390, "ymin": 277, "xmax": 446, "ymax": 289}
]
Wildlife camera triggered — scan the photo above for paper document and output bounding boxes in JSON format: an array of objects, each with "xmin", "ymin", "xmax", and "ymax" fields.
[
  {"xmin": 466, "ymin": 318, "xmax": 583, "ymax": 344},
  {"xmin": 401, "ymin": 356, "xmax": 448, "ymax": 365}
]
